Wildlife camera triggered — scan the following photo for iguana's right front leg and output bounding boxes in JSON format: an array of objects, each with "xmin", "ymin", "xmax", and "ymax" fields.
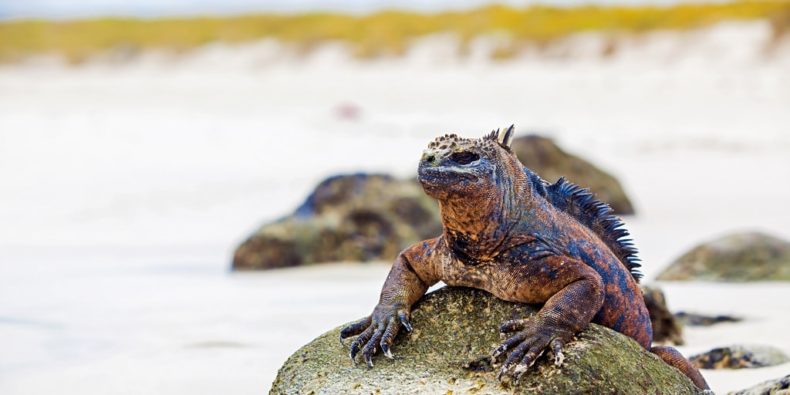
[
  {"xmin": 491, "ymin": 255, "xmax": 604, "ymax": 381},
  {"xmin": 340, "ymin": 238, "xmax": 442, "ymax": 367}
]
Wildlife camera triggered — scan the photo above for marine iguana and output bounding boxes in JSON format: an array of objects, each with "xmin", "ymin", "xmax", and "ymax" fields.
[{"xmin": 340, "ymin": 126, "xmax": 709, "ymax": 390}]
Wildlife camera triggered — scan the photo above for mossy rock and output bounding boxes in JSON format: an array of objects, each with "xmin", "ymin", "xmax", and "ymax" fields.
[
  {"xmin": 233, "ymin": 173, "xmax": 441, "ymax": 270},
  {"xmin": 270, "ymin": 287, "xmax": 698, "ymax": 394},
  {"xmin": 657, "ymin": 232, "xmax": 790, "ymax": 281},
  {"xmin": 512, "ymin": 135, "xmax": 635, "ymax": 215}
]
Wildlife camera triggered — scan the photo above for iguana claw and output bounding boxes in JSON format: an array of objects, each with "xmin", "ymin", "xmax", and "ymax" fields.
[{"xmin": 340, "ymin": 303, "xmax": 410, "ymax": 366}]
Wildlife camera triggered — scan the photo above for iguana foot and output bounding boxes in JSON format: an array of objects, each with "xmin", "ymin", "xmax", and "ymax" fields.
[
  {"xmin": 339, "ymin": 303, "xmax": 412, "ymax": 367},
  {"xmin": 492, "ymin": 317, "xmax": 574, "ymax": 381}
]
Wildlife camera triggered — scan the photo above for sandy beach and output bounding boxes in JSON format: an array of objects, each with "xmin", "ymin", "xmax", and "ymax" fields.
[{"xmin": 1, "ymin": 20, "xmax": 790, "ymax": 394}]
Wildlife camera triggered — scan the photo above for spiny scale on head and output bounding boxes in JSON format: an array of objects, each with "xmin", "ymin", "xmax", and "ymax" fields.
[
  {"xmin": 482, "ymin": 124, "xmax": 514, "ymax": 151},
  {"xmin": 430, "ymin": 134, "xmax": 481, "ymax": 152},
  {"xmin": 429, "ymin": 127, "xmax": 512, "ymax": 155},
  {"xmin": 543, "ymin": 177, "xmax": 642, "ymax": 281}
]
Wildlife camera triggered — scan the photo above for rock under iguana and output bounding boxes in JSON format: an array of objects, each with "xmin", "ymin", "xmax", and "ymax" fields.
[
  {"xmin": 270, "ymin": 287, "xmax": 699, "ymax": 394},
  {"xmin": 338, "ymin": 127, "xmax": 708, "ymax": 389},
  {"xmin": 657, "ymin": 232, "xmax": 790, "ymax": 281}
]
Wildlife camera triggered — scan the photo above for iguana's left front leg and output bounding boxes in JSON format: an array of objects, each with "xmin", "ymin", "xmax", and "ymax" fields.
[{"xmin": 491, "ymin": 255, "xmax": 604, "ymax": 381}]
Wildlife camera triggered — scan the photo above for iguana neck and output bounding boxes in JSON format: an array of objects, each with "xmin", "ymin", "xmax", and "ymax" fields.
[{"xmin": 440, "ymin": 163, "xmax": 532, "ymax": 263}]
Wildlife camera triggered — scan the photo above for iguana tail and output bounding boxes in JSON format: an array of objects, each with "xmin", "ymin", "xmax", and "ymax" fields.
[{"xmin": 651, "ymin": 346, "xmax": 710, "ymax": 390}]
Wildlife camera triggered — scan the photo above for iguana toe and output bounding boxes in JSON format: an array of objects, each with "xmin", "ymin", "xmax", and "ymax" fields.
[
  {"xmin": 360, "ymin": 326, "xmax": 384, "ymax": 368},
  {"xmin": 498, "ymin": 340, "xmax": 531, "ymax": 379},
  {"xmin": 348, "ymin": 325, "xmax": 374, "ymax": 363},
  {"xmin": 514, "ymin": 348, "xmax": 545, "ymax": 380},
  {"xmin": 551, "ymin": 338, "xmax": 565, "ymax": 366},
  {"xmin": 492, "ymin": 331, "xmax": 527, "ymax": 359},
  {"xmin": 397, "ymin": 311, "xmax": 413, "ymax": 332},
  {"xmin": 379, "ymin": 317, "xmax": 399, "ymax": 359},
  {"xmin": 340, "ymin": 316, "xmax": 371, "ymax": 345}
]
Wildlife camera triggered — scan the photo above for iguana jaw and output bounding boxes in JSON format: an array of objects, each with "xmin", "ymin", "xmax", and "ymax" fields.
[
  {"xmin": 417, "ymin": 161, "xmax": 487, "ymax": 198},
  {"xmin": 418, "ymin": 165, "xmax": 478, "ymax": 184}
]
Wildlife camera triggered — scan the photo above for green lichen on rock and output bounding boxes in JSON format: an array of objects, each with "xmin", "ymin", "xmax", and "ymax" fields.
[
  {"xmin": 511, "ymin": 135, "xmax": 635, "ymax": 215},
  {"xmin": 270, "ymin": 287, "xmax": 698, "ymax": 394},
  {"xmin": 657, "ymin": 232, "xmax": 790, "ymax": 282}
]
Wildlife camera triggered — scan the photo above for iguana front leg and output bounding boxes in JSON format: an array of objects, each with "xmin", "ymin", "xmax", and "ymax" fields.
[
  {"xmin": 491, "ymin": 255, "xmax": 604, "ymax": 381},
  {"xmin": 340, "ymin": 238, "xmax": 441, "ymax": 367}
]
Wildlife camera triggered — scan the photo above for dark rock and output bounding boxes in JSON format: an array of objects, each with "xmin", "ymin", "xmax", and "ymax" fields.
[
  {"xmin": 674, "ymin": 312, "xmax": 742, "ymax": 327},
  {"xmin": 730, "ymin": 373, "xmax": 790, "ymax": 395},
  {"xmin": 642, "ymin": 285, "xmax": 684, "ymax": 345},
  {"xmin": 690, "ymin": 345, "xmax": 789, "ymax": 370},
  {"xmin": 511, "ymin": 135, "xmax": 635, "ymax": 214},
  {"xmin": 270, "ymin": 287, "xmax": 699, "ymax": 394},
  {"xmin": 656, "ymin": 232, "xmax": 790, "ymax": 281},
  {"xmin": 233, "ymin": 173, "xmax": 441, "ymax": 270}
]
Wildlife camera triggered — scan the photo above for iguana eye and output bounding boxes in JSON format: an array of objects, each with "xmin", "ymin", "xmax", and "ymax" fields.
[{"xmin": 450, "ymin": 151, "xmax": 480, "ymax": 165}]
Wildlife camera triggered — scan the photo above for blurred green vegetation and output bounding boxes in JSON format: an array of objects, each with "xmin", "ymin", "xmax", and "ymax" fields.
[{"xmin": 1, "ymin": 1, "xmax": 789, "ymax": 63}]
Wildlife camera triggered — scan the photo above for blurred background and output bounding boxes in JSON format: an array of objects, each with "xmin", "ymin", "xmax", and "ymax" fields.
[{"xmin": 1, "ymin": 0, "xmax": 789, "ymax": 394}]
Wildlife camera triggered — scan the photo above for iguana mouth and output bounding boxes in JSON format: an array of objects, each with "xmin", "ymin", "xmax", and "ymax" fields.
[{"xmin": 418, "ymin": 166, "xmax": 479, "ymax": 185}]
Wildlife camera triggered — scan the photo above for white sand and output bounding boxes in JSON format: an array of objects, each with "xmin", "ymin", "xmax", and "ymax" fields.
[{"xmin": 1, "ymin": 21, "xmax": 789, "ymax": 394}]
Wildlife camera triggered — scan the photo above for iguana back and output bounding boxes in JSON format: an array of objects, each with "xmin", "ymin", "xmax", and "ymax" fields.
[{"xmin": 525, "ymin": 168, "xmax": 642, "ymax": 280}]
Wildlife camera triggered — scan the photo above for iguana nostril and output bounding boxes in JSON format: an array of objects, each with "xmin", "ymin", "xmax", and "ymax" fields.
[{"xmin": 425, "ymin": 155, "xmax": 435, "ymax": 163}]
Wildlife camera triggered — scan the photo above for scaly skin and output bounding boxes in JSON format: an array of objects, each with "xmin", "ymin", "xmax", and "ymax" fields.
[{"xmin": 340, "ymin": 127, "xmax": 709, "ymax": 390}]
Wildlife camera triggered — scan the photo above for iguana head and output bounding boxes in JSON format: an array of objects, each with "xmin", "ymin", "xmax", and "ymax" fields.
[{"xmin": 417, "ymin": 125, "xmax": 517, "ymax": 200}]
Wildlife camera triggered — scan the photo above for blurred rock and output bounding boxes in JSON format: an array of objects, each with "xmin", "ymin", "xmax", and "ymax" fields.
[
  {"xmin": 512, "ymin": 135, "xmax": 635, "ymax": 214},
  {"xmin": 730, "ymin": 373, "xmax": 790, "ymax": 395},
  {"xmin": 642, "ymin": 285, "xmax": 684, "ymax": 345},
  {"xmin": 656, "ymin": 232, "xmax": 790, "ymax": 281},
  {"xmin": 270, "ymin": 287, "xmax": 699, "ymax": 394},
  {"xmin": 690, "ymin": 345, "xmax": 790, "ymax": 370},
  {"xmin": 674, "ymin": 312, "xmax": 742, "ymax": 327},
  {"xmin": 232, "ymin": 173, "xmax": 441, "ymax": 270},
  {"xmin": 234, "ymin": 136, "xmax": 638, "ymax": 270}
]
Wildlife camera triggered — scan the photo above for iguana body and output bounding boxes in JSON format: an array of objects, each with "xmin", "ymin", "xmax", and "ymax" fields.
[{"xmin": 340, "ymin": 127, "xmax": 708, "ymax": 390}]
